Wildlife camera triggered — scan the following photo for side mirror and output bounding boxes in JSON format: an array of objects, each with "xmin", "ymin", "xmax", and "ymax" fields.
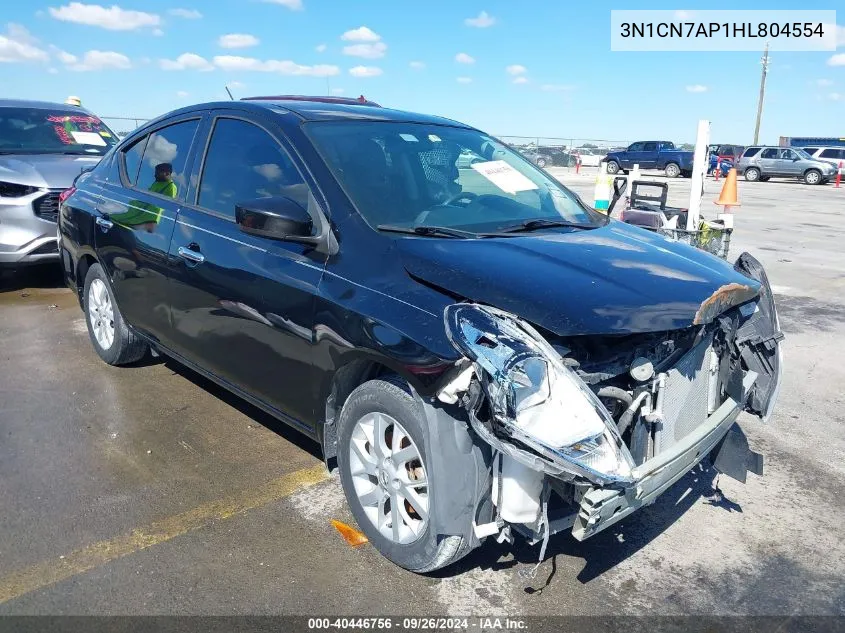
[
  {"xmin": 235, "ymin": 196, "xmax": 313, "ymax": 241},
  {"xmin": 793, "ymin": 156, "xmax": 800, "ymax": 161}
]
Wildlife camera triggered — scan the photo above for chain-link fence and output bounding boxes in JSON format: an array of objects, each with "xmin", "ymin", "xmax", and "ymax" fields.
[
  {"xmin": 495, "ymin": 136, "xmax": 631, "ymax": 153},
  {"xmin": 99, "ymin": 116, "xmax": 149, "ymax": 139}
]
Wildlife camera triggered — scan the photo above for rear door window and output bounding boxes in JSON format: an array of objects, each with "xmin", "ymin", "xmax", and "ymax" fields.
[
  {"xmin": 760, "ymin": 148, "xmax": 779, "ymax": 159},
  {"xmin": 135, "ymin": 119, "xmax": 200, "ymax": 201},
  {"xmin": 642, "ymin": 142, "xmax": 657, "ymax": 152},
  {"xmin": 121, "ymin": 136, "xmax": 147, "ymax": 186},
  {"xmin": 742, "ymin": 147, "xmax": 762, "ymax": 158},
  {"xmin": 820, "ymin": 148, "xmax": 844, "ymax": 159}
]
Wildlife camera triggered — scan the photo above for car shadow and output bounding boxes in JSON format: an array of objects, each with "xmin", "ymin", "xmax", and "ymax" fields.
[
  {"xmin": 438, "ymin": 462, "xmax": 741, "ymax": 584},
  {"xmin": 0, "ymin": 263, "xmax": 65, "ymax": 293},
  {"xmin": 159, "ymin": 355, "xmax": 324, "ymax": 461}
]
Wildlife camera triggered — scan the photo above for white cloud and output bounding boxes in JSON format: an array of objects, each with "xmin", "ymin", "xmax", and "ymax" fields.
[
  {"xmin": 176, "ymin": 90, "xmax": 189, "ymax": 98},
  {"xmin": 160, "ymin": 52, "xmax": 214, "ymax": 71},
  {"xmin": 828, "ymin": 53, "xmax": 845, "ymax": 66},
  {"xmin": 56, "ymin": 49, "xmax": 78, "ymax": 64},
  {"xmin": 675, "ymin": 10, "xmax": 694, "ymax": 19},
  {"xmin": 456, "ymin": 76, "xmax": 472, "ymax": 84},
  {"xmin": 409, "ymin": 60, "xmax": 425, "ymax": 70},
  {"xmin": 47, "ymin": 67, "xmax": 58, "ymax": 73},
  {"xmin": 341, "ymin": 26, "xmax": 380, "ymax": 42},
  {"xmin": 512, "ymin": 76, "xmax": 528, "ymax": 84},
  {"xmin": 152, "ymin": 28, "xmax": 163, "ymax": 36},
  {"xmin": 829, "ymin": 92, "xmax": 843, "ymax": 101},
  {"xmin": 330, "ymin": 87, "xmax": 344, "ymax": 95},
  {"xmin": 540, "ymin": 83, "xmax": 574, "ymax": 92},
  {"xmin": 168, "ymin": 8, "xmax": 202, "ymax": 19},
  {"xmin": 315, "ymin": 43, "xmax": 327, "ymax": 53},
  {"xmin": 348, "ymin": 65, "xmax": 382, "ymax": 77},
  {"xmin": 0, "ymin": 24, "xmax": 49, "ymax": 63},
  {"xmin": 455, "ymin": 52, "xmax": 475, "ymax": 64},
  {"xmin": 66, "ymin": 50, "xmax": 131, "ymax": 71},
  {"xmin": 685, "ymin": 84, "xmax": 708, "ymax": 93},
  {"xmin": 214, "ymin": 55, "xmax": 340, "ymax": 76},
  {"xmin": 261, "ymin": 0, "xmax": 303, "ymax": 9},
  {"xmin": 227, "ymin": 80, "xmax": 245, "ymax": 89},
  {"xmin": 343, "ymin": 42, "xmax": 387, "ymax": 59},
  {"xmin": 506, "ymin": 64, "xmax": 526, "ymax": 75},
  {"xmin": 816, "ymin": 78, "xmax": 834, "ymax": 87},
  {"xmin": 48, "ymin": 3, "xmax": 160, "ymax": 31},
  {"xmin": 218, "ymin": 33, "xmax": 260, "ymax": 49},
  {"xmin": 465, "ymin": 10, "xmax": 495, "ymax": 28}
]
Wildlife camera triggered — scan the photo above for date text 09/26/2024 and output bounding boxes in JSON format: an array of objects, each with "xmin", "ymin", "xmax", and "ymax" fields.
[{"xmin": 307, "ymin": 617, "xmax": 527, "ymax": 630}]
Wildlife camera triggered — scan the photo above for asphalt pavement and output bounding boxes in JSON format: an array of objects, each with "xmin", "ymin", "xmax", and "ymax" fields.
[{"xmin": 1, "ymin": 170, "xmax": 844, "ymax": 621}]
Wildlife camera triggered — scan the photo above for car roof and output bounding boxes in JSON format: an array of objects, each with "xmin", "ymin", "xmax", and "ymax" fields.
[
  {"xmin": 144, "ymin": 98, "xmax": 474, "ymax": 130},
  {"xmin": 0, "ymin": 98, "xmax": 96, "ymax": 114}
]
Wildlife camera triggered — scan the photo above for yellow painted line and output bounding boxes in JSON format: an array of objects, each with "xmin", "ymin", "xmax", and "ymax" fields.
[{"xmin": 0, "ymin": 463, "xmax": 328, "ymax": 605}]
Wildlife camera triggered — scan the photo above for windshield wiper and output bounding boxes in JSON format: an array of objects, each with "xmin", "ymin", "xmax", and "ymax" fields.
[
  {"xmin": 377, "ymin": 224, "xmax": 477, "ymax": 239},
  {"xmin": 495, "ymin": 218, "xmax": 596, "ymax": 233}
]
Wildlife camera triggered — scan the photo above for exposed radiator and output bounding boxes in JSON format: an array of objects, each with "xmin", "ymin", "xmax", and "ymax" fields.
[{"xmin": 654, "ymin": 335, "xmax": 716, "ymax": 455}]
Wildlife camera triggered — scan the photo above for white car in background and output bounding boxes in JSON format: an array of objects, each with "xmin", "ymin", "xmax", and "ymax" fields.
[
  {"xmin": 801, "ymin": 146, "xmax": 845, "ymax": 170},
  {"xmin": 573, "ymin": 149, "xmax": 603, "ymax": 167}
]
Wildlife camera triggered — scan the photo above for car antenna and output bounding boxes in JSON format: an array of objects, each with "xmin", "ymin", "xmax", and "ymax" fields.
[{"xmin": 225, "ymin": 85, "xmax": 235, "ymax": 101}]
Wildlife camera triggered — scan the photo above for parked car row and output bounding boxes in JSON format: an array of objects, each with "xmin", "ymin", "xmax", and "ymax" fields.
[{"xmin": 736, "ymin": 146, "xmax": 839, "ymax": 185}]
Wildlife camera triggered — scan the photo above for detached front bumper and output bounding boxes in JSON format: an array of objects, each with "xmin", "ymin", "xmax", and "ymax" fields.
[{"xmin": 572, "ymin": 371, "xmax": 755, "ymax": 540}]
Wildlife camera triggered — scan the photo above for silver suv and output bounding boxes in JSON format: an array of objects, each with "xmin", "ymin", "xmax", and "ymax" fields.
[
  {"xmin": 736, "ymin": 146, "xmax": 837, "ymax": 185},
  {"xmin": 0, "ymin": 99, "xmax": 118, "ymax": 270}
]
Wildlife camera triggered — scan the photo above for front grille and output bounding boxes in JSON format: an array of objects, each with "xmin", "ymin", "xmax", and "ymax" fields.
[
  {"xmin": 33, "ymin": 190, "xmax": 62, "ymax": 223},
  {"xmin": 654, "ymin": 335, "xmax": 715, "ymax": 455}
]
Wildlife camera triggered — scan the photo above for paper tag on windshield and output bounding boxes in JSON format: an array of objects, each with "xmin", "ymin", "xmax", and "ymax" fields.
[
  {"xmin": 71, "ymin": 131, "xmax": 107, "ymax": 146},
  {"xmin": 471, "ymin": 160, "xmax": 538, "ymax": 195}
]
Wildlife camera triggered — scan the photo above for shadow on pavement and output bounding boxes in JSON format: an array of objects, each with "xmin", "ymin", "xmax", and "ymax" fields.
[
  {"xmin": 0, "ymin": 263, "xmax": 65, "ymax": 293},
  {"xmin": 440, "ymin": 462, "xmax": 740, "ymax": 584}
]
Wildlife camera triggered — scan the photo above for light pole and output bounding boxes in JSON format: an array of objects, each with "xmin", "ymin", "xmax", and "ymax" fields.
[{"xmin": 753, "ymin": 42, "xmax": 770, "ymax": 146}]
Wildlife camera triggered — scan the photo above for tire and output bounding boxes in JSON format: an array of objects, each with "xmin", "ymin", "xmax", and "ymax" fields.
[
  {"xmin": 536, "ymin": 157, "xmax": 547, "ymax": 168},
  {"xmin": 83, "ymin": 263, "xmax": 148, "ymax": 365},
  {"xmin": 664, "ymin": 162, "xmax": 681, "ymax": 178},
  {"xmin": 336, "ymin": 378, "xmax": 471, "ymax": 573},
  {"xmin": 744, "ymin": 167, "xmax": 761, "ymax": 182},
  {"xmin": 804, "ymin": 169, "xmax": 822, "ymax": 185},
  {"xmin": 605, "ymin": 161, "xmax": 620, "ymax": 175}
]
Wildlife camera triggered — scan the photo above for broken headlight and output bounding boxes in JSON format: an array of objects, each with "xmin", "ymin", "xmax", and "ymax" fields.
[{"xmin": 444, "ymin": 303, "xmax": 635, "ymax": 483}]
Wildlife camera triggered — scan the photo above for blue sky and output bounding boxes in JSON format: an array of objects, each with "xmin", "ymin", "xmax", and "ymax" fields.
[{"xmin": 0, "ymin": 1, "xmax": 842, "ymax": 144}]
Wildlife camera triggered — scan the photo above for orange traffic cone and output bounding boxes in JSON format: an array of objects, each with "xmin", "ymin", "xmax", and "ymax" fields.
[{"xmin": 714, "ymin": 168, "xmax": 741, "ymax": 210}]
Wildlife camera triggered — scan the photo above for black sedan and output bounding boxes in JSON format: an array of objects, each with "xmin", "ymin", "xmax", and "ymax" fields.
[{"xmin": 59, "ymin": 96, "xmax": 783, "ymax": 573}]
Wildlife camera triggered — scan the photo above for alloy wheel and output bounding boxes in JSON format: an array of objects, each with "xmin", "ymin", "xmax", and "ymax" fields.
[
  {"xmin": 88, "ymin": 278, "xmax": 115, "ymax": 350},
  {"xmin": 348, "ymin": 412, "xmax": 429, "ymax": 544}
]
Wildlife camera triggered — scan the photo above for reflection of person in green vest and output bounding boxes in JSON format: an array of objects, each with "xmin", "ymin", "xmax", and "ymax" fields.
[{"xmin": 116, "ymin": 163, "xmax": 178, "ymax": 232}]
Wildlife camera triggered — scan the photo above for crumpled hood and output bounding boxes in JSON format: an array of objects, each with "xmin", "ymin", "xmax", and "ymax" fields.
[
  {"xmin": 398, "ymin": 221, "xmax": 761, "ymax": 336},
  {"xmin": 0, "ymin": 154, "xmax": 101, "ymax": 189}
]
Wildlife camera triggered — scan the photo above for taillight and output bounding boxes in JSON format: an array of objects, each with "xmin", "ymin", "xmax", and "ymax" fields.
[{"xmin": 59, "ymin": 186, "xmax": 76, "ymax": 204}]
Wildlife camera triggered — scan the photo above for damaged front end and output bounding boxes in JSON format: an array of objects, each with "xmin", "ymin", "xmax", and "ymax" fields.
[{"xmin": 437, "ymin": 252, "xmax": 784, "ymax": 546}]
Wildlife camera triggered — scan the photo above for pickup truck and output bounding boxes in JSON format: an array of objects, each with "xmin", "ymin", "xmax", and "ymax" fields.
[{"xmin": 603, "ymin": 141, "xmax": 694, "ymax": 178}]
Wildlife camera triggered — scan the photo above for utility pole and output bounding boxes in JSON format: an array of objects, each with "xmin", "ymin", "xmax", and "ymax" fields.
[{"xmin": 753, "ymin": 42, "xmax": 769, "ymax": 145}]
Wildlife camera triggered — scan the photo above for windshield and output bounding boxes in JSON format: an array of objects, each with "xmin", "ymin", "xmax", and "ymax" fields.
[
  {"xmin": 306, "ymin": 121, "xmax": 603, "ymax": 234},
  {"xmin": 792, "ymin": 148, "xmax": 813, "ymax": 160},
  {"xmin": 0, "ymin": 107, "xmax": 118, "ymax": 156}
]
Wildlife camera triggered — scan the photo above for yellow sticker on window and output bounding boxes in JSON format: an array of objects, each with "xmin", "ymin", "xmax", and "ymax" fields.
[{"xmin": 99, "ymin": 130, "xmax": 112, "ymax": 137}]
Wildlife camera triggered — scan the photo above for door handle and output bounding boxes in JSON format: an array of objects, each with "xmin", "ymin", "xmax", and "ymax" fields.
[
  {"xmin": 177, "ymin": 246, "xmax": 205, "ymax": 264},
  {"xmin": 95, "ymin": 216, "xmax": 113, "ymax": 232}
]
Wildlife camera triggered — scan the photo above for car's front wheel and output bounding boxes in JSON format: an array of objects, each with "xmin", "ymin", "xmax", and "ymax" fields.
[
  {"xmin": 337, "ymin": 378, "xmax": 472, "ymax": 573},
  {"xmin": 83, "ymin": 263, "xmax": 148, "ymax": 365},
  {"xmin": 535, "ymin": 157, "xmax": 547, "ymax": 168},
  {"xmin": 804, "ymin": 169, "xmax": 822, "ymax": 185}
]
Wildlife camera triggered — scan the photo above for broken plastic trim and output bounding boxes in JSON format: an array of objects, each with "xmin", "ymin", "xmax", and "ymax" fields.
[{"xmin": 443, "ymin": 303, "xmax": 635, "ymax": 485}]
